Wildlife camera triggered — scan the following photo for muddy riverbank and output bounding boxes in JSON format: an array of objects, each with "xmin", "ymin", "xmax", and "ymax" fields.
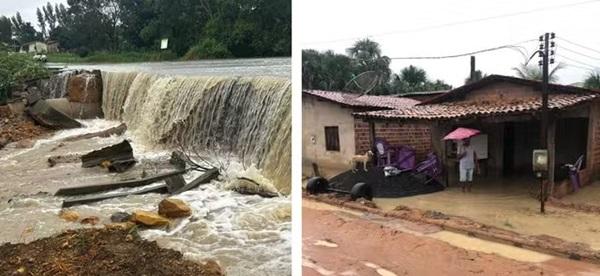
[{"xmin": 0, "ymin": 228, "xmax": 224, "ymax": 275}]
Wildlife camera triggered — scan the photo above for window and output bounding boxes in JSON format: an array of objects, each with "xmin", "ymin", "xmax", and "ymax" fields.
[{"xmin": 324, "ymin": 126, "xmax": 340, "ymax": 151}]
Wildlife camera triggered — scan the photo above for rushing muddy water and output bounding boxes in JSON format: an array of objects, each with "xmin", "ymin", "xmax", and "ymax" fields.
[
  {"xmin": 375, "ymin": 183, "xmax": 600, "ymax": 250},
  {"xmin": 1, "ymin": 63, "xmax": 291, "ymax": 274},
  {"xmin": 0, "ymin": 119, "xmax": 291, "ymax": 275}
]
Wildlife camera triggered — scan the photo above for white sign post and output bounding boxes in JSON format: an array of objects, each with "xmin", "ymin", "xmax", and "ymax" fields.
[{"xmin": 160, "ymin": 38, "xmax": 169, "ymax": 50}]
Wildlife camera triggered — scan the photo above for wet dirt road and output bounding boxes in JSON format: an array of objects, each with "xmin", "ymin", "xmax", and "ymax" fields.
[{"xmin": 303, "ymin": 199, "xmax": 600, "ymax": 276}]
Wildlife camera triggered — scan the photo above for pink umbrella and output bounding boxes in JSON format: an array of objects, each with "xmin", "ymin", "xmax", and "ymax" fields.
[{"xmin": 443, "ymin": 127, "xmax": 480, "ymax": 140}]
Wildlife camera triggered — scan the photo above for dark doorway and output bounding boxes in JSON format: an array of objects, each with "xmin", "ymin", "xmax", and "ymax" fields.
[
  {"xmin": 555, "ymin": 118, "xmax": 588, "ymax": 180},
  {"xmin": 503, "ymin": 121, "xmax": 540, "ymax": 176}
]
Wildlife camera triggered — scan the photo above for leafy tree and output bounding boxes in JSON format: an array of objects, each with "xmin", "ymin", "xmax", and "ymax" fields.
[
  {"xmin": 11, "ymin": 13, "xmax": 40, "ymax": 44},
  {"xmin": 36, "ymin": 8, "xmax": 46, "ymax": 39},
  {"xmin": 583, "ymin": 72, "xmax": 600, "ymax": 89},
  {"xmin": 183, "ymin": 38, "xmax": 232, "ymax": 60},
  {"xmin": 0, "ymin": 16, "xmax": 12, "ymax": 44},
  {"xmin": 386, "ymin": 65, "xmax": 452, "ymax": 94},
  {"xmin": 302, "ymin": 49, "xmax": 354, "ymax": 91}
]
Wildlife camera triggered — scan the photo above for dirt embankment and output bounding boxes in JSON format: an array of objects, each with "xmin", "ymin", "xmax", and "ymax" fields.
[
  {"xmin": 0, "ymin": 228, "xmax": 224, "ymax": 276},
  {"xmin": 0, "ymin": 105, "xmax": 50, "ymax": 148},
  {"xmin": 305, "ymin": 193, "xmax": 600, "ymax": 265}
]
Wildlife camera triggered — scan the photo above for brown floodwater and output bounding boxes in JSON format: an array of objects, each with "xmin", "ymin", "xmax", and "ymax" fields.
[{"xmin": 374, "ymin": 180, "xmax": 600, "ymax": 250}]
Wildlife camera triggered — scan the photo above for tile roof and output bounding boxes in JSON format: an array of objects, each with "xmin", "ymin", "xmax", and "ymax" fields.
[
  {"xmin": 421, "ymin": 75, "xmax": 600, "ymax": 105},
  {"xmin": 354, "ymin": 93, "xmax": 600, "ymax": 120},
  {"xmin": 303, "ymin": 90, "xmax": 420, "ymax": 110}
]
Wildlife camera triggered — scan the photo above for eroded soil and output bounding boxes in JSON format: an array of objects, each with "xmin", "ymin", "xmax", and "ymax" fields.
[{"xmin": 0, "ymin": 228, "xmax": 224, "ymax": 276}]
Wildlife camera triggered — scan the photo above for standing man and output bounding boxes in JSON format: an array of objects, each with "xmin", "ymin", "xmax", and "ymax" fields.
[{"xmin": 457, "ymin": 138, "xmax": 479, "ymax": 192}]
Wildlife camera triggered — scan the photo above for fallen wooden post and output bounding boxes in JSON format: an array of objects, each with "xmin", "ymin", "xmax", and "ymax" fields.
[
  {"xmin": 27, "ymin": 100, "xmax": 83, "ymax": 129},
  {"xmin": 61, "ymin": 123, "xmax": 127, "ymax": 142},
  {"xmin": 62, "ymin": 184, "xmax": 168, "ymax": 208},
  {"xmin": 55, "ymin": 169, "xmax": 186, "ymax": 196},
  {"xmin": 174, "ymin": 168, "xmax": 220, "ymax": 194}
]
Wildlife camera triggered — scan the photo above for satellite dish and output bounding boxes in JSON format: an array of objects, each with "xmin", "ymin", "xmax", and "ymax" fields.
[{"xmin": 344, "ymin": 71, "xmax": 380, "ymax": 95}]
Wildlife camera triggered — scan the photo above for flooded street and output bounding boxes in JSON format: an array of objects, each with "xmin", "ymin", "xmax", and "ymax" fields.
[
  {"xmin": 374, "ymin": 182, "xmax": 600, "ymax": 250},
  {"xmin": 303, "ymin": 199, "xmax": 600, "ymax": 276}
]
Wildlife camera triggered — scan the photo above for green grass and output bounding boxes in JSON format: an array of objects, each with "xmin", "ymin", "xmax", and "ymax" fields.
[{"xmin": 46, "ymin": 51, "xmax": 179, "ymax": 64}]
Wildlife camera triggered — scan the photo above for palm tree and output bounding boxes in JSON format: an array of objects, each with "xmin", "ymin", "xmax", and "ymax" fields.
[
  {"xmin": 346, "ymin": 38, "xmax": 391, "ymax": 89},
  {"xmin": 583, "ymin": 72, "xmax": 600, "ymax": 89},
  {"xmin": 512, "ymin": 62, "xmax": 565, "ymax": 83}
]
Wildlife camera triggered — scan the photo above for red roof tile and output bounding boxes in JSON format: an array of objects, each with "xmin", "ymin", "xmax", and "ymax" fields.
[
  {"xmin": 303, "ymin": 90, "xmax": 419, "ymax": 109},
  {"xmin": 354, "ymin": 93, "xmax": 600, "ymax": 120}
]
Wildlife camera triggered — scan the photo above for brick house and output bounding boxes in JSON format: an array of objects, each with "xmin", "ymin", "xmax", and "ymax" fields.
[
  {"xmin": 302, "ymin": 90, "xmax": 430, "ymax": 177},
  {"xmin": 354, "ymin": 75, "xmax": 600, "ymax": 197}
]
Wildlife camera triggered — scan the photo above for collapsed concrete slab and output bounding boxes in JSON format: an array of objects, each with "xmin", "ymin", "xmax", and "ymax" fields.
[
  {"xmin": 81, "ymin": 140, "xmax": 136, "ymax": 172},
  {"xmin": 26, "ymin": 100, "xmax": 83, "ymax": 129}
]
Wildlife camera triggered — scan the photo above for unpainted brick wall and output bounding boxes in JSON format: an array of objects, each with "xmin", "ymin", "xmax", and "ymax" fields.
[
  {"xmin": 354, "ymin": 119, "xmax": 432, "ymax": 161},
  {"xmin": 591, "ymin": 103, "xmax": 600, "ymax": 180}
]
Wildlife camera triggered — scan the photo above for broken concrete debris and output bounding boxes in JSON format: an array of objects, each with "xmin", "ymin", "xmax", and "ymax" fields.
[
  {"xmin": 26, "ymin": 100, "xmax": 83, "ymax": 129},
  {"xmin": 61, "ymin": 123, "xmax": 126, "ymax": 142},
  {"xmin": 81, "ymin": 139, "xmax": 136, "ymax": 172},
  {"xmin": 158, "ymin": 198, "xmax": 192, "ymax": 218},
  {"xmin": 230, "ymin": 177, "xmax": 278, "ymax": 198}
]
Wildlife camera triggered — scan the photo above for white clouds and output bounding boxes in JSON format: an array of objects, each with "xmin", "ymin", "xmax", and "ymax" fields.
[{"xmin": 298, "ymin": 0, "xmax": 600, "ymax": 86}]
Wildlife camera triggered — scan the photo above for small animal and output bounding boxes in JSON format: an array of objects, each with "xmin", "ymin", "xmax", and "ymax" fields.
[{"xmin": 350, "ymin": 150, "xmax": 374, "ymax": 172}]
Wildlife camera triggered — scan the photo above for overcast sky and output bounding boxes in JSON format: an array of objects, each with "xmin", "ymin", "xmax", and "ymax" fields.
[
  {"xmin": 298, "ymin": 0, "xmax": 600, "ymax": 87},
  {"xmin": 1, "ymin": 0, "xmax": 66, "ymax": 26}
]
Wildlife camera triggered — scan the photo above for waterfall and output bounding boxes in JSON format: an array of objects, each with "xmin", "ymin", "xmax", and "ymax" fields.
[
  {"xmin": 102, "ymin": 72, "xmax": 291, "ymax": 194},
  {"xmin": 39, "ymin": 70, "xmax": 76, "ymax": 98}
]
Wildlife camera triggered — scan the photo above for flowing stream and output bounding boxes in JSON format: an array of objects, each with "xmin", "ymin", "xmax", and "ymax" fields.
[{"xmin": 0, "ymin": 67, "xmax": 291, "ymax": 275}]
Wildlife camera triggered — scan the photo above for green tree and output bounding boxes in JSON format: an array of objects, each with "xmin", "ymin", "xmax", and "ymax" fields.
[
  {"xmin": 386, "ymin": 65, "xmax": 452, "ymax": 94},
  {"xmin": 0, "ymin": 16, "xmax": 12, "ymax": 44},
  {"xmin": 583, "ymin": 72, "xmax": 600, "ymax": 89},
  {"xmin": 302, "ymin": 49, "xmax": 354, "ymax": 91},
  {"xmin": 11, "ymin": 13, "xmax": 40, "ymax": 44},
  {"xmin": 36, "ymin": 8, "xmax": 46, "ymax": 39},
  {"xmin": 346, "ymin": 38, "xmax": 391, "ymax": 90}
]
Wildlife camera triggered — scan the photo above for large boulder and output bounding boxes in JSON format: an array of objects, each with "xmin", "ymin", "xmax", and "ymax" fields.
[
  {"xmin": 132, "ymin": 210, "xmax": 170, "ymax": 227},
  {"xmin": 66, "ymin": 72, "xmax": 102, "ymax": 103},
  {"xmin": 158, "ymin": 198, "xmax": 192, "ymax": 218}
]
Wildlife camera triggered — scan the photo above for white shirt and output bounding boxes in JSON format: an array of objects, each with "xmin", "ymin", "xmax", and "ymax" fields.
[{"xmin": 458, "ymin": 144, "xmax": 476, "ymax": 169}]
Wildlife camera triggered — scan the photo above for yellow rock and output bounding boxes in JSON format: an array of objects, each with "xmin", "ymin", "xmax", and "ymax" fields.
[
  {"xmin": 132, "ymin": 210, "xmax": 169, "ymax": 227},
  {"xmin": 158, "ymin": 198, "xmax": 191, "ymax": 218},
  {"xmin": 58, "ymin": 209, "xmax": 80, "ymax": 222}
]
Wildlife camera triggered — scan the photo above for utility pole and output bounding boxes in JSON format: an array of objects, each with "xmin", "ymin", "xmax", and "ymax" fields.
[{"xmin": 537, "ymin": 32, "xmax": 556, "ymax": 213}]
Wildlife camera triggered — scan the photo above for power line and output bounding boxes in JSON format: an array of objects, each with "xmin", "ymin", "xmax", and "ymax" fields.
[
  {"xmin": 563, "ymin": 63, "xmax": 596, "ymax": 72},
  {"xmin": 557, "ymin": 54, "xmax": 599, "ymax": 69},
  {"xmin": 305, "ymin": 0, "xmax": 600, "ymax": 45},
  {"xmin": 558, "ymin": 46, "xmax": 600, "ymax": 61},
  {"xmin": 557, "ymin": 37, "xmax": 600, "ymax": 55},
  {"xmin": 389, "ymin": 40, "xmax": 535, "ymax": 60}
]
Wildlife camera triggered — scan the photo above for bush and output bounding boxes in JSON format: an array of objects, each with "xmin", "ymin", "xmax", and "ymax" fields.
[
  {"xmin": 75, "ymin": 47, "xmax": 90, "ymax": 58},
  {"xmin": 183, "ymin": 38, "xmax": 232, "ymax": 60},
  {"xmin": 0, "ymin": 53, "xmax": 49, "ymax": 104}
]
